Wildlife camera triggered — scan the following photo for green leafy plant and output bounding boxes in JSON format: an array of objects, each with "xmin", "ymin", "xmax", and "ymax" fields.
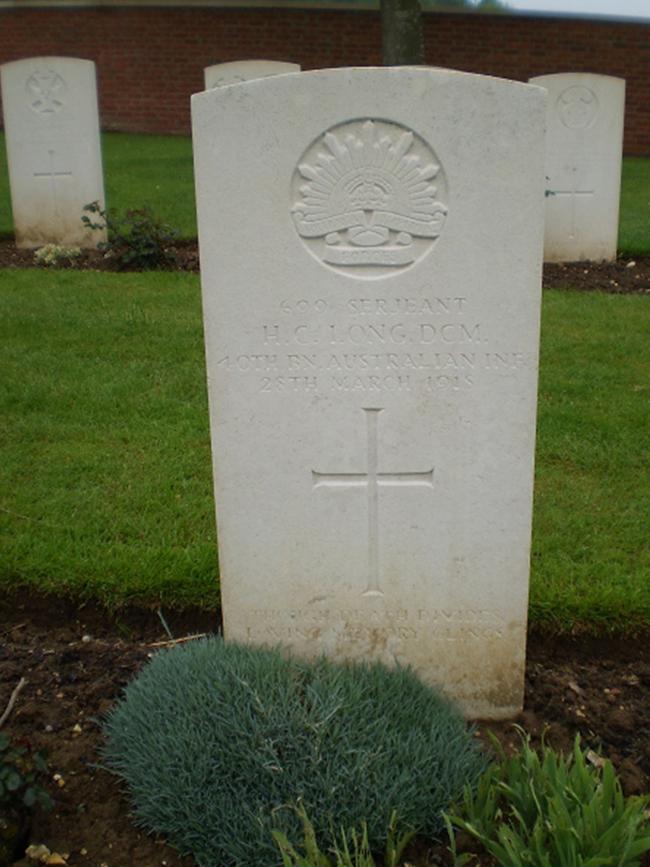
[
  {"xmin": 444, "ymin": 728, "xmax": 650, "ymax": 867},
  {"xmin": 82, "ymin": 200, "xmax": 179, "ymax": 270},
  {"xmin": 33, "ymin": 243, "xmax": 83, "ymax": 267},
  {"xmin": 0, "ymin": 732, "xmax": 53, "ymax": 865},
  {"xmin": 103, "ymin": 637, "xmax": 486, "ymax": 867},
  {"xmin": 0, "ymin": 732, "xmax": 53, "ymax": 813},
  {"xmin": 272, "ymin": 801, "xmax": 413, "ymax": 867}
]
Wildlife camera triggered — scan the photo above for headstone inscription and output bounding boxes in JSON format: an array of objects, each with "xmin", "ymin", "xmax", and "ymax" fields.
[
  {"xmin": 529, "ymin": 72, "xmax": 625, "ymax": 263},
  {"xmin": 192, "ymin": 68, "xmax": 546, "ymax": 719},
  {"xmin": 0, "ymin": 57, "xmax": 106, "ymax": 249},
  {"xmin": 204, "ymin": 60, "xmax": 300, "ymax": 90}
]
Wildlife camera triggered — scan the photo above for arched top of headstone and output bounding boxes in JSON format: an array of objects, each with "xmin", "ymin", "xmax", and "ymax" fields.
[
  {"xmin": 193, "ymin": 66, "xmax": 546, "ymax": 283},
  {"xmin": 200, "ymin": 64, "xmax": 544, "ymax": 98},
  {"xmin": 529, "ymin": 72, "xmax": 625, "ymax": 134},
  {"xmin": 203, "ymin": 59, "xmax": 300, "ymax": 90},
  {"xmin": 1, "ymin": 56, "xmax": 99, "ymax": 123},
  {"xmin": 1, "ymin": 56, "xmax": 96, "ymax": 73},
  {"xmin": 530, "ymin": 72, "xmax": 625, "ymax": 87}
]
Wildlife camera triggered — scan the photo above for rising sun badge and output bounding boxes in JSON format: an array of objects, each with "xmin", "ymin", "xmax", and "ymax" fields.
[{"xmin": 291, "ymin": 119, "xmax": 448, "ymax": 278}]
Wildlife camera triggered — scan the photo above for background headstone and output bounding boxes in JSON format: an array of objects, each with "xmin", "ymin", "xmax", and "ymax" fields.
[
  {"xmin": 530, "ymin": 72, "xmax": 625, "ymax": 263},
  {"xmin": 1, "ymin": 56, "xmax": 106, "ymax": 249},
  {"xmin": 193, "ymin": 67, "xmax": 546, "ymax": 719},
  {"xmin": 204, "ymin": 60, "xmax": 300, "ymax": 89}
]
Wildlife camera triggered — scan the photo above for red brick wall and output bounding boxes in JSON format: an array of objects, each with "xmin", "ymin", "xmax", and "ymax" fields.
[{"xmin": 0, "ymin": 6, "xmax": 648, "ymax": 154}]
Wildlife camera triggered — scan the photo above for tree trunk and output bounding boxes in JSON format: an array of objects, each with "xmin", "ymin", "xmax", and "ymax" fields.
[{"xmin": 380, "ymin": 0, "xmax": 425, "ymax": 66}]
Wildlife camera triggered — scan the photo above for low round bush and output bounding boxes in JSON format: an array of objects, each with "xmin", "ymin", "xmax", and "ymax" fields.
[{"xmin": 103, "ymin": 637, "xmax": 486, "ymax": 867}]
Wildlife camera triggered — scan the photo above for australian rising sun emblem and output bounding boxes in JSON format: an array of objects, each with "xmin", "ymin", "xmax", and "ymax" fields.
[{"xmin": 291, "ymin": 119, "xmax": 448, "ymax": 274}]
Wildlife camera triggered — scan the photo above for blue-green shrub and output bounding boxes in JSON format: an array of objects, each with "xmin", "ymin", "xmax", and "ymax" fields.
[{"xmin": 103, "ymin": 637, "xmax": 486, "ymax": 867}]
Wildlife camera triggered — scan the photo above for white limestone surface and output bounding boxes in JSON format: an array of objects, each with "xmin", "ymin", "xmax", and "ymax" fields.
[
  {"xmin": 1, "ymin": 57, "xmax": 106, "ymax": 249},
  {"xmin": 530, "ymin": 72, "xmax": 625, "ymax": 262},
  {"xmin": 204, "ymin": 60, "xmax": 300, "ymax": 89},
  {"xmin": 192, "ymin": 67, "xmax": 546, "ymax": 719}
]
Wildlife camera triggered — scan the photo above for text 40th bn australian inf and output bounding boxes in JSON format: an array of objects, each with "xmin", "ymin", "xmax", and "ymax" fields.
[{"xmin": 216, "ymin": 294, "xmax": 530, "ymax": 394}]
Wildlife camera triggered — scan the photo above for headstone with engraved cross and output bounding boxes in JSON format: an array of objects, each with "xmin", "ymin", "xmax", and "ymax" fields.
[
  {"xmin": 192, "ymin": 68, "xmax": 546, "ymax": 719},
  {"xmin": 204, "ymin": 60, "xmax": 300, "ymax": 90},
  {"xmin": 530, "ymin": 72, "xmax": 625, "ymax": 263},
  {"xmin": 1, "ymin": 57, "xmax": 106, "ymax": 248}
]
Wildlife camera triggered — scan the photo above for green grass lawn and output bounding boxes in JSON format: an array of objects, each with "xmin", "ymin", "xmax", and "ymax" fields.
[
  {"xmin": 0, "ymin": 132, "xmax": 648, "ymax": 252},
  {"xmin": 619, "ymin": 157, "xmax": 650, "ymax": 256},
  {"xmin": 102, "ymin": 133, "xmax": 196, "ymax": 237},
  {"xmin": 532, "ymin": 290, "xmax": 650, "ymax": 633},
  {"xmin": 1, "ymin": 269, "xmax": 648, "ymax": 633},
  {"xmin": 0, "ymin": 269, "xmax": 218, "ymax": 608}
]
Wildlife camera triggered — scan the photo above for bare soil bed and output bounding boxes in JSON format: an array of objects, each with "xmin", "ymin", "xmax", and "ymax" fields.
[
  {"xmin": 1, "ymin": 591, "xmax": 649, "ymax": 867},
  {"xmin": 1, "ymin": 236, "xmax": 650, "ymax": 294}
]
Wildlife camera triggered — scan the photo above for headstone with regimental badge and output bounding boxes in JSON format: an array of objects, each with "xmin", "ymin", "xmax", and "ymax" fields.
[
  {"xmin": 192, "ymin": 67, "xmax": 546, "ymax": 719},
  {"xmin": 0, "ymin": 57, "xmax": 106, "ymax": 249},
  {"xmin": 529, "ymin": 72, "xmax": 625, "ymax": 262},
  {"xmin": 204, "ymin": 60, "xmax": 300, "ymax": 90}
]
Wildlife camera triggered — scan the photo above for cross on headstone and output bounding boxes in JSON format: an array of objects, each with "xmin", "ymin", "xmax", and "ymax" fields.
[
  {"xmin": 312, "ymin": 407, "xmax": 434, "ymax": 596},
  {"xmin": 33, "ymin": 149, "xmax": 73, "ymax": 216},
  {"xmin": 547, "ymin": 168, "xmax": 594, "ymax": 239}
]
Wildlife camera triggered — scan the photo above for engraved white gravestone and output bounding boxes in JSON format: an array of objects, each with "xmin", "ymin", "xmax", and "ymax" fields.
[
  {"xmin": 1, "ymin": 57, "xmax": 106, "ymax": 249},
  {"xmin": 192, "ymin": 68, "xmax": 546, "ymax": 719},
  {"xmin": 204, "ymin": 60, "xmax": 300, "ymax": 90},
  {"xmin": 529, "ymin": 72, "xmax": 625, "ymax": 263}
]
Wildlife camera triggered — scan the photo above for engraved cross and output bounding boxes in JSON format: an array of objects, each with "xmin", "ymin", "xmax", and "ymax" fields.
[
  {"xmin": 547, "ymin": 168, "xmax": 594, "ymax": 239},
  {"xmin": 312, "ymin": 407, "xmax": 433, "ymax": 597},
  {"xmin": 33, "ymin": 149, "xmax": 73, "ymax": 216}
]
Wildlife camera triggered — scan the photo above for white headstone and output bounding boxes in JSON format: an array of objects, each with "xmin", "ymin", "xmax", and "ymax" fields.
[
  {"xmin": 192, "ymin": 67, "xmax": 546, "ymax": 719},
  {"xmin": 1, "ymin": 56, "xmax": 106, "ymax": 249},
  {"xmin": 530, "ymin": 72, "xmax": 625, "ymax": 263},
  {"xmin": 204, "ymin": 60, "xmax": 300, "ymax": 90}
]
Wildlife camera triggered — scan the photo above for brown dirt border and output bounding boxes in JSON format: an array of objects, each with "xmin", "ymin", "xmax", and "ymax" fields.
[
  {"xmin": 1, "ymin": 588, "xmax": 649, "ymax": 867},
  {"xmin": 1, "ymin": 237, "xmax": 650, "ymax": 294}
]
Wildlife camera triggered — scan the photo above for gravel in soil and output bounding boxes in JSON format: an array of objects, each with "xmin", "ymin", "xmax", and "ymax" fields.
[
  {"xmin": 1, "ymin": 237, "xmax": 650, "ymax": 294},
  {"xmin": 1, "ymin": 592, "xmax": 648, "ymax": 867}
]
